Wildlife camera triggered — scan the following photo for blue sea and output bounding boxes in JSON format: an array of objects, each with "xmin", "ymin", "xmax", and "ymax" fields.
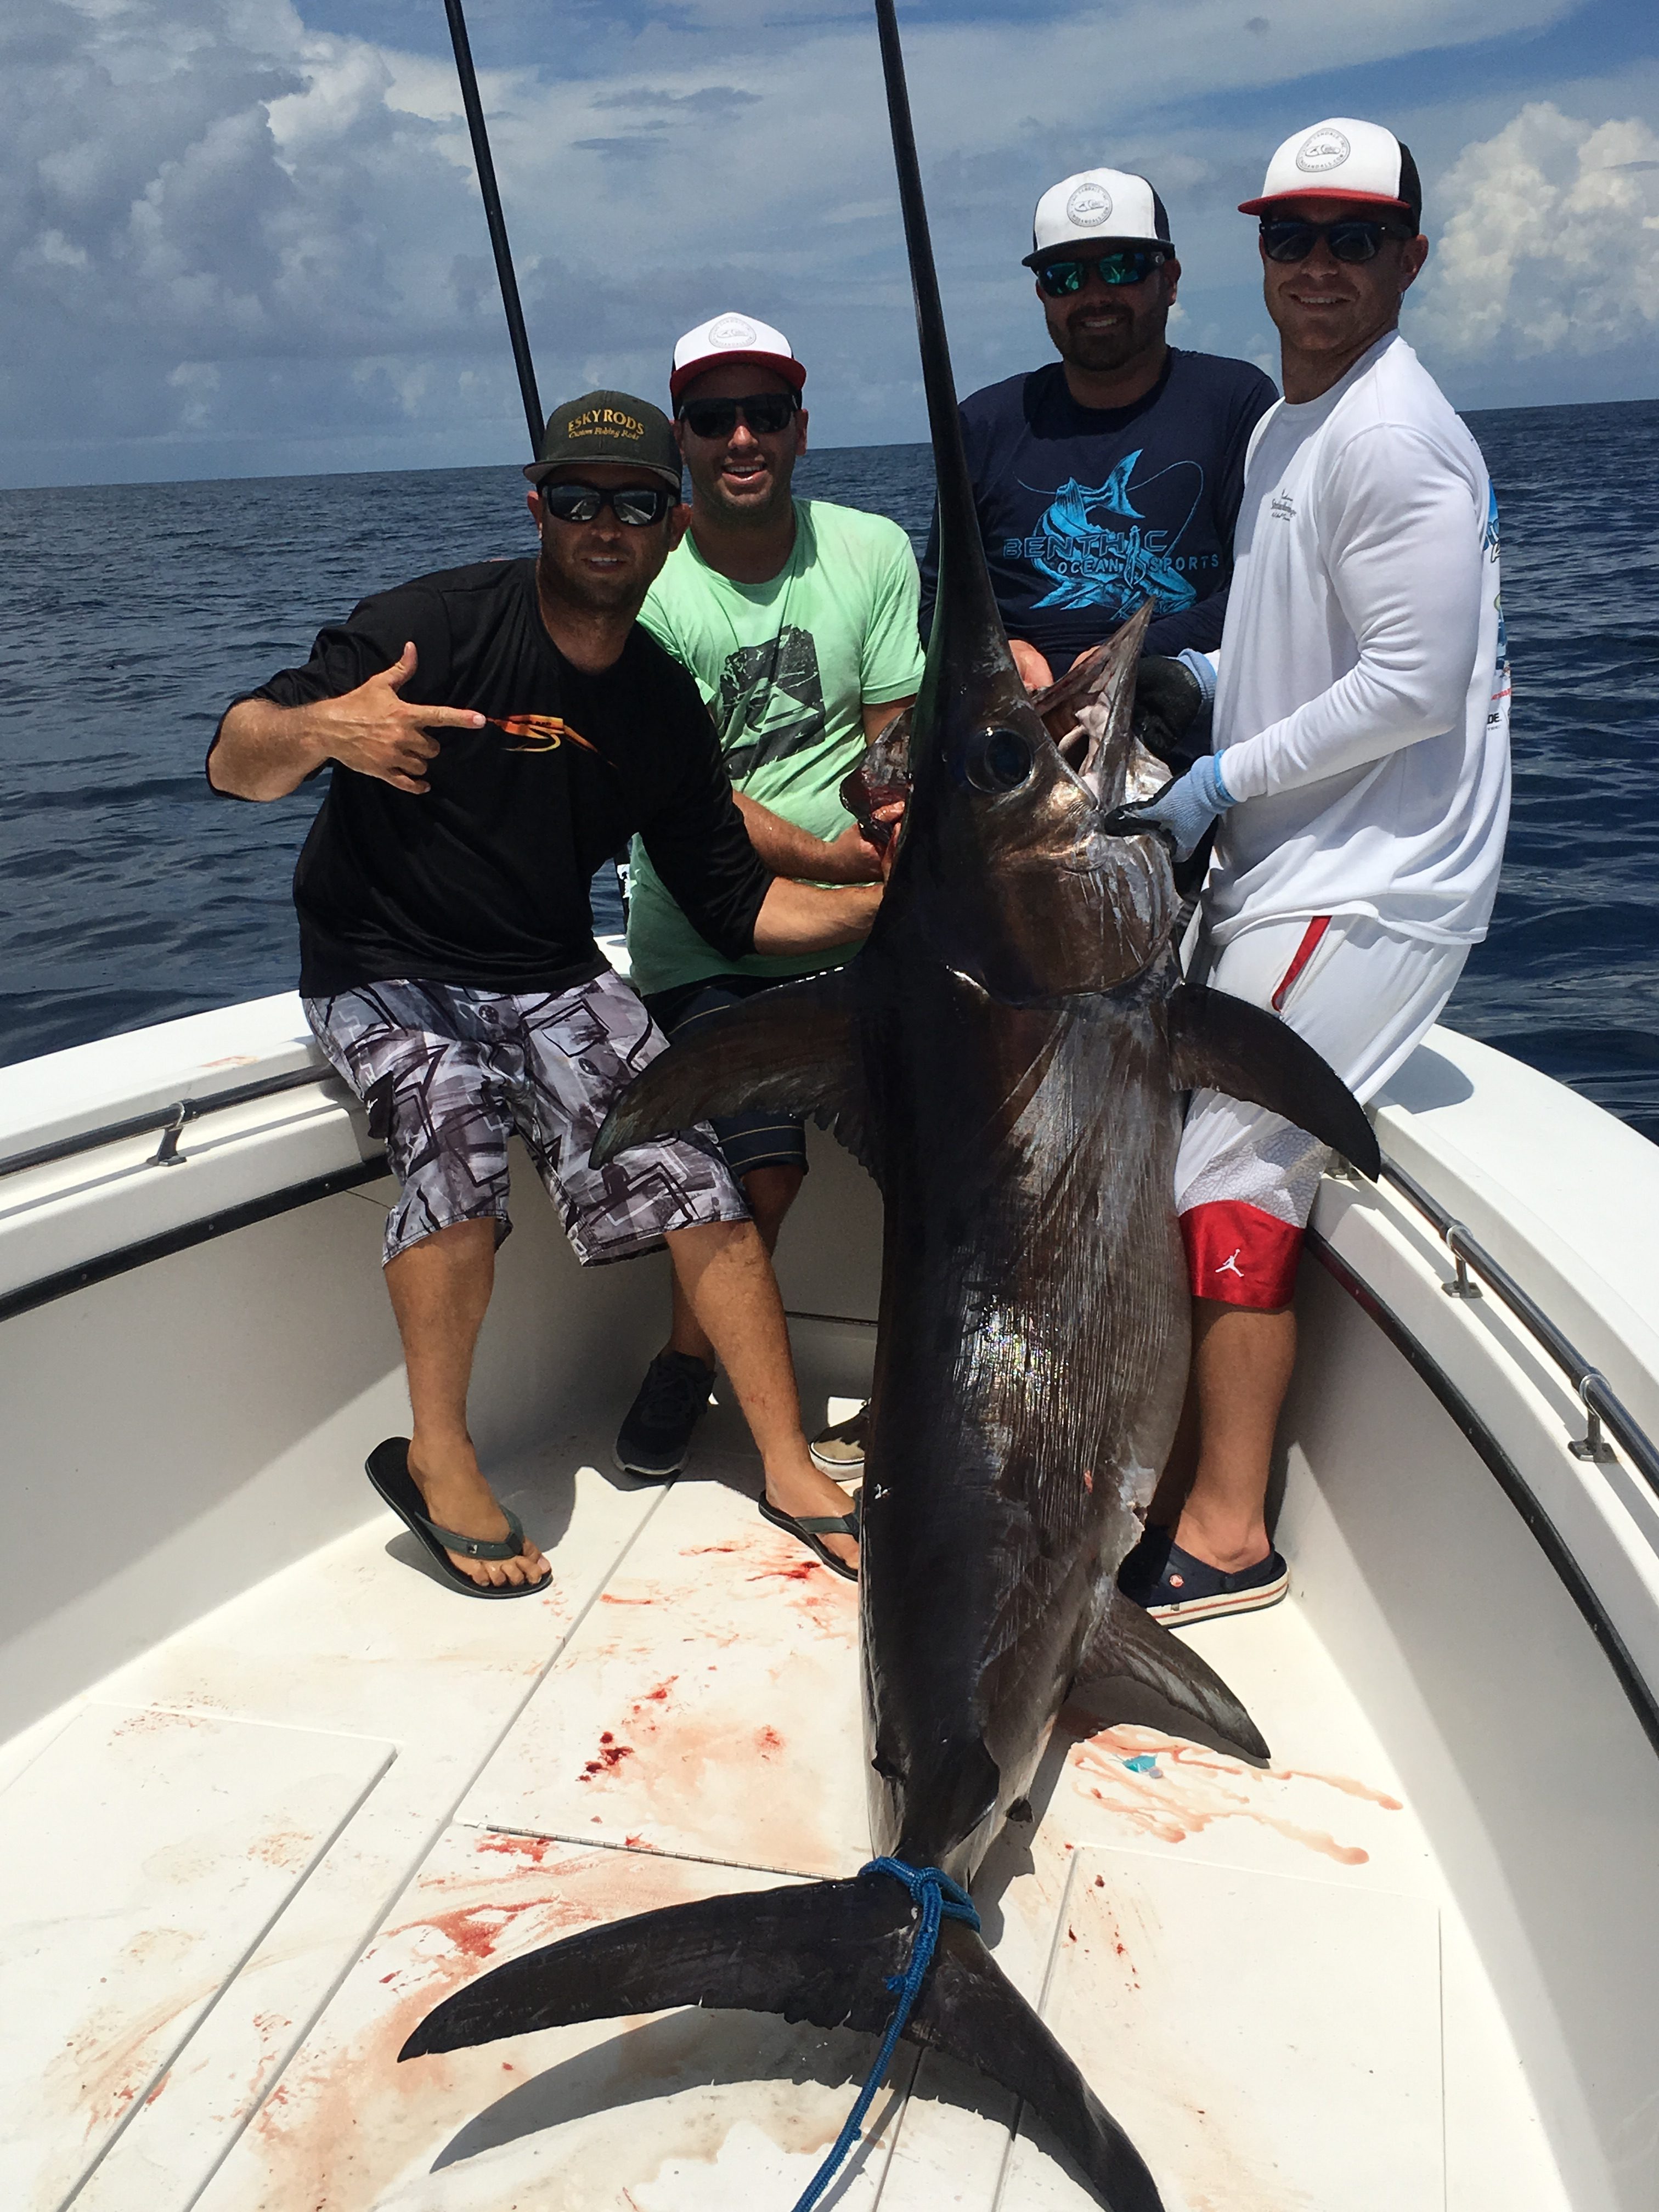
[{"xmin": 2, "ymin": 406, "xmax": 1656, "ymax": 1140}]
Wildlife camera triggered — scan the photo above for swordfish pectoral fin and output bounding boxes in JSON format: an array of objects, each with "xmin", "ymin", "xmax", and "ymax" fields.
[
  {"xmin": 1165, "ymin": 984, "xmax": 1381, "ymax": 1180},
  {"xmin": 590, "ymin": 970, "xmax": 880, "ymax": 1182},
  {"xmin": 1070, "ymin": 1585, "xmax": 1271, "ymax": 1765},
  {"xmin": 401, "ymin": 1876, "xmax": 1164, "ymax": 2211}
]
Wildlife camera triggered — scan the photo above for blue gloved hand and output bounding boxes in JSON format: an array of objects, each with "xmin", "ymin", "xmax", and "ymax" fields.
[{"xmin": 1115, "ymin": 751, "xmax": 1238, "ymax": 861}]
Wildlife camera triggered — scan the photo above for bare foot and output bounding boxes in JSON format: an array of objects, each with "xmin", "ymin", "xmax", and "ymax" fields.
[
  {"xmin": 764, "ymin": 1453, "xmax": 860, "ymax": 1573},
  {"xmin": 408, "ymin": 1437, "xmax": 550, "ymax": 1590}
]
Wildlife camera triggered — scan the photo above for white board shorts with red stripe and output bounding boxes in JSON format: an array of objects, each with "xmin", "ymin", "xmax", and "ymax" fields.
[{"xmin": 1175, "ymin": 914, "xmax": 1468, "ymax": 1310}]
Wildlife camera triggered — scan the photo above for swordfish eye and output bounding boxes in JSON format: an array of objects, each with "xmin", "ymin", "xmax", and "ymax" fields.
[{"xmin": 964, "ymin": 726, "xmax": 1034, "ymax": 793}]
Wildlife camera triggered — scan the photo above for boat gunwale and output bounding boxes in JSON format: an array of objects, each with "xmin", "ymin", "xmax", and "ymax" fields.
[
  {"xmin": 0, "ymin": 1155, "xmax": 390, "ymax": 1324},
  {"xmin": 1308, "ymin": 1224, "xmax": 1659, "ymax": 1762},
  {"xmin": 0, "ymin": 1062, "xmax": 346, "ymax": 1183},
  {"xmin": 1378, "ymin": 1154, "xmax": 1659, "ymax": 1503},
  {"xmin": 7, "ymin": 1077, "xmax": 1654, "ymax": 1515}
]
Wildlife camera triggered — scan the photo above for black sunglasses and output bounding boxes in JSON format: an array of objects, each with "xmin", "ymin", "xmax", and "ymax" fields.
[
  {"xmin": 676, "ymin": 392, "xmax": 799, "ymax": 440},
  {"xmin": 1035, "ymin": 248, "xmax": 1168, "ymax": 296},
  {"xmin": 537, "ymin": 482, "xmax": 676, "ymax": 527},
  {"xmin": 1260, "ymin": 217, "xmax": 1413, "ymax": 264}
]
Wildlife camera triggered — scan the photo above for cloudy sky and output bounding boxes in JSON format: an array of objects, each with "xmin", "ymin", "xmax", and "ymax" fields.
[{"xmin": 4, "ymin": 0, "xmax": 1656, "ymax": 486}]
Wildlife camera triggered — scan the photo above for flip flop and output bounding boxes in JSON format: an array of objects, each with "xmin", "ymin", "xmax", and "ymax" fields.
[
  {"xmin": 757, "ymin": 1493, "xmax": 860, "ymax": 1583},
  {"xmin": 365, "ymin": 1436, "xmax": 549, "ymax": 1600}
]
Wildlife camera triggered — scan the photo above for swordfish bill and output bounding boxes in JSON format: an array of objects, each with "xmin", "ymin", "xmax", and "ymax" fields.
[{"xmin": 401, "ymin": 5, "xmax": 1380, "ymax": 2204}]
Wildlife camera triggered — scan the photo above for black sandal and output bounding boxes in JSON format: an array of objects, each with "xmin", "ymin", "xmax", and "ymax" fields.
[
  {"xmin": 757, "ymin": 1493, "xmax": 860, "ymax": 1583},
  {"xmin": 366, "ymin": 1437, "xmax": 548, "ymax": 1600}
]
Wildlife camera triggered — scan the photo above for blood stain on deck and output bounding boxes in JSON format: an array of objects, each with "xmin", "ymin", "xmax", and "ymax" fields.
[
  {"xmin": 245, "ymin": 1848, "xmax": 741, "ymax": 2210},
  {"xmin": 580, "ymin": 1734, "xmax": 637, "ymax": 1782},
  {"xmin": 1067, "ymin": 1726, "xmax": 1403, "ymax": 1867}
]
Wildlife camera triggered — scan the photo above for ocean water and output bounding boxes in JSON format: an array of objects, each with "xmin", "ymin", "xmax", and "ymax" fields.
[{"xmin": 1, "ymin": 404, "xmax": 1656, "ymax": 1141}]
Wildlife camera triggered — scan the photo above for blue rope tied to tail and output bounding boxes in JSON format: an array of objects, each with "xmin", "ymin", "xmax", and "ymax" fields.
[{"xmin": 790, "ymin": 1857, "xmax": 980, "ymax": 2212}]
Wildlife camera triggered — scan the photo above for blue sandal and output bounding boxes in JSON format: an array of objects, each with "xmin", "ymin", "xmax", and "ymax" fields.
[
  {"xmin": 366, "ymin": 1437, "xmax": 548, "ymax": 1600},
  {"xmin": 1116, "ymin": 1530, "xmax": 1289, "ymax": 1624}
]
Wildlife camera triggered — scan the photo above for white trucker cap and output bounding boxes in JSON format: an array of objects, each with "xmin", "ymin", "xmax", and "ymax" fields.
[
  {"xmin": 1022, "ymin": 168, "xmax": 1173, "ymax": 268},
  {"xmin": 1240, "ymin": 118, "xmax": 1423, "ymax": 226},
  {"xmin": 669, "ymin": 313, "xmax": 806, "ymax": 407}
]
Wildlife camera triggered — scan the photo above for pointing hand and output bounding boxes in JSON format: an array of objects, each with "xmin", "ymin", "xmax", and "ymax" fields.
[{"xmin": 316, "ymin": 642, "xmax": 486, "ymax": 794}]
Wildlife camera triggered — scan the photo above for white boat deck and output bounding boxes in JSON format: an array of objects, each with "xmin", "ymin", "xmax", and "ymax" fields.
[
  {"xmin": 8, "ymin": 993, "xmax": 1659, "ymax": 2210},
  {"xmin": 3, "ymin": 1382, "xmax": 1566, "ymax": 2212}
]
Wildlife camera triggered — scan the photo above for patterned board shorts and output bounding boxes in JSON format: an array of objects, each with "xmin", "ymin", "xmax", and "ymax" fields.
[{"xmin": 304, "ymin": 972, "xmax": 750, "ymax": 1269}]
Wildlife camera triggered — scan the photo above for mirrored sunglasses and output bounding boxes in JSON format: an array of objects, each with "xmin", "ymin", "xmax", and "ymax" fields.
[
  {"xmin": 1259, "ymin": 218, "xmax": 1413, "ymax": 264},
  {"xmin": 1035, "ymin": 249, "xmax": 1167, "ymax": 297},
  {"xmin": 676, "ymin": 392, "xmax": 800, "ymax": 439},
  {"xmin": 537, "ymin": 482, "xmax": 675, "ymax": 527}
]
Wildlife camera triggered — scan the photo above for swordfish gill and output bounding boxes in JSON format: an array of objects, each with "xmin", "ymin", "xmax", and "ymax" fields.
[{"xmin": 400, "ymin": 5, "xmax": 1380, "ymax": 2202}]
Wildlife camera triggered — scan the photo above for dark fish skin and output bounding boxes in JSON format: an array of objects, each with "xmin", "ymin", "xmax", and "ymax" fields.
[
  {"xmin": 399, "ymin": 7, "xmax": 1379, "ymax": 2203},
  {"xmin": 859, "ymin": 957, "xmax": 1192, "ymax": 1882}
]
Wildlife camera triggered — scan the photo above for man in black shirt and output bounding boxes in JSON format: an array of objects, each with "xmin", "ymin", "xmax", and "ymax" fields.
[
  {"xmin": 919, "ymin": 166, "xmax": 1276, "ymax": 701},
  {"xmin": 210, "ymin": 391, "xmax": 876, "ymax": 1594}
]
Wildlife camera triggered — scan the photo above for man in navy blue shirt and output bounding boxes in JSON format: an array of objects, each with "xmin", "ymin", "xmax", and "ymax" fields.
[{"xmin": 921, "ymin": 166, "xmax": 1277, "ymax": 689}]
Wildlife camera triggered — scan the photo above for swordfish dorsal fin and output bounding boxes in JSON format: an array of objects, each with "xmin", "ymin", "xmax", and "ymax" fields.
[
  {"xmin": 401, "ymin": 1872, "xmax": 1164, "ymax": 2211},
  {"xmin": 590, "ymin": 970, "xmax": 880, "ymax": 1183},
  {"xmin": 1165, "ymin": 984, "xmax": 1382, "ymax": 1180}
]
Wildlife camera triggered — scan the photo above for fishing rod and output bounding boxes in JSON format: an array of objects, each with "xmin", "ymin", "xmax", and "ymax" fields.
[
  {"xmin": 871, "ymin": 0, "xmax": 979, "ymax": 561},
  {"xmin": 442, "ymin": 0, "xmax": 544, "ymax": 456},
  {"xmin": 873, "ymin": 0, "xmax": 1012, "ymax": 669}
]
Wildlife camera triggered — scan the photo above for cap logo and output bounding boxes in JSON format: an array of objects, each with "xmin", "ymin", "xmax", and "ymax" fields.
[
  {"xmin": 1065, "ymin": 183, "xmax": 1112, "ymax": 228},
  {"xmin": 706, "ymin": 315, "xmax": 758, "ymax": 348},
  {"xmin": 567, "ymin": 405, "xmax": 645, "ymax": 442},
  {"xmin": 1296, "ymin": 127, "xmax": 1352, "ymax": 174}
]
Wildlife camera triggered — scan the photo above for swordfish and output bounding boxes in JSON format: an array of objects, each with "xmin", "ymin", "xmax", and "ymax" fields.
[{"xmin": 400, "ymin": 7, "xmax": 1380, "ymax": 2203}]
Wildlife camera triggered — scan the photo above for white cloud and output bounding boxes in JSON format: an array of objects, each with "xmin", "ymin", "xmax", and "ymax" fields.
[
  {"xmin": 1414, "ymin": 101, "xmax": 1659, "ymax": 359},
  {"xmin": 0, "ymin": 0, "xmax": 1643, "ymax": 482}
]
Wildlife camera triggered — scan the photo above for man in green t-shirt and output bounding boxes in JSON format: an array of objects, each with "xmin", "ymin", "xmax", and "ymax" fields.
[{"xmin": 616, "ymin": 313, "xmax": 923, "ymax": 1503}]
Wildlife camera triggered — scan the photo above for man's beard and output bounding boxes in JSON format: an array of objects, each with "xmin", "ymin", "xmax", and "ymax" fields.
[
  {"xmin": 1057, "ymin": 305, "xmax": 1148, "ymax": 374},
  {"xmin": 538, "ymin": 543, "xmax": 647, "ymax": 616}
]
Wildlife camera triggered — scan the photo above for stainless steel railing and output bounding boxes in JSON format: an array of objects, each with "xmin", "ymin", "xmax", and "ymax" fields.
[
  {"xmin": 1379, "ymin": 1153, "xmax": 1659, "ymax": 1504},
  {"xmin": 0, "ymin": 1064, "xmax": 344, "ymax": 1182}
]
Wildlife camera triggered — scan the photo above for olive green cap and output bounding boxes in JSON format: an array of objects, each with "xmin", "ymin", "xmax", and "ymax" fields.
[{"xmin": 523, "ymin": 389, "xmax": 682, "ymax": 490}]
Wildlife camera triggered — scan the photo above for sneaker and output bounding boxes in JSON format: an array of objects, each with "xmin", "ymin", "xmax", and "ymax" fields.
[
  {"xmin": 613, "ymin": 1351, "xmax": 716, "ymax": 1480},
  {"xmin": 1116, "ymin": 1529, "xmax": 1289, "ymax": 1624},
  {"xmin": 809, "ymin": 1403, "xmax": 868, "ymax": 1475}
]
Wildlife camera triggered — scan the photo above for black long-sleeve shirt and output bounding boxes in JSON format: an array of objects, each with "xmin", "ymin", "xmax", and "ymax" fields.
[
  {"xmin": 216, "ymin": 558, "xmax": 769, "ymax": 998},
  {"xmin": 919, "ymin": 349, "xmax": 1278, "ymax": 667}
]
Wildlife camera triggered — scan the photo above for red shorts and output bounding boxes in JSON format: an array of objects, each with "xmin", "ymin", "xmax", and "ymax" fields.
[{"xmin": 1181, "ymin": 1200, "xmax": 1304, "ymax": 1311}]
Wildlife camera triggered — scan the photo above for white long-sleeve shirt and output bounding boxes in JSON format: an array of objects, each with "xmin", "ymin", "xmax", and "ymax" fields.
[{"xmin": 1207, "ymin": 331, "xmax": 1510, "ymax": 947}]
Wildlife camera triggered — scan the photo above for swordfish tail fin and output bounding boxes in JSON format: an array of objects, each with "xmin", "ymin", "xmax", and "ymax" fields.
[{"xmin": 400, "ymin": 1869, "xmax": 1164, "ymax": 2211}]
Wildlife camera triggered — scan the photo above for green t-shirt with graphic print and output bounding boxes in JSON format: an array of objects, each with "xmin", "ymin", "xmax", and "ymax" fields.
[{"xmin": 627, "ymin": 498, "xmax": 925, "ymax": 995}]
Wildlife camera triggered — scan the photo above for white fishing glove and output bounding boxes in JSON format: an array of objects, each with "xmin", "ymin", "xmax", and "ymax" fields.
[{"xmin": 1117, "ymin": 751, "xmax": 1238, "ymax": 861}]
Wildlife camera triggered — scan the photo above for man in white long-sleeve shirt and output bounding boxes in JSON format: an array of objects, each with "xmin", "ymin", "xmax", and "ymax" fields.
[{"xmin": 1118, "ymin": 117, "xmax": 1511, "ymax": 1623}]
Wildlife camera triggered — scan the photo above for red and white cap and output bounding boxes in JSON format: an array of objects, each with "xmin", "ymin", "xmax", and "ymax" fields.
[
  {"xmin": 1240, "ymin": 118, "xmax": 1422, "ymax": 227},
  {"xmin": 1022, "ymin": 167, "xmax": 1172, "ymax": 268},
  {"xmin": 669, "ymin": 313, "xmax": 806, "ymax": 407}
]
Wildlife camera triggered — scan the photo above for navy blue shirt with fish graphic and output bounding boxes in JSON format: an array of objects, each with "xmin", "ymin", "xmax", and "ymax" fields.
[{"xmin": 919, "ymin": 351, "xmax": 1277, "ymax": 669}]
